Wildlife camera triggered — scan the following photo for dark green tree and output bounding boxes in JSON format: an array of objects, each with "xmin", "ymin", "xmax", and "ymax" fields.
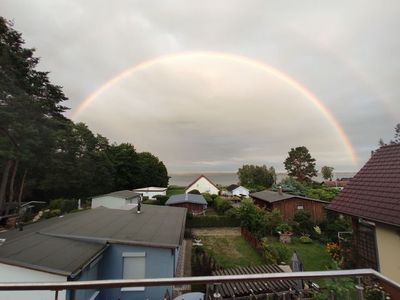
[
  {"xmin": 137, "ymin": 152, "xmax": 169, "ymax": 187},
  {"xmin": 284, "ymin": 146, "xmax": 317, "ymax": 182},
  {"xmin": 237, "ymin": 164, "xmax": 275, "ymax": 190},
  {"xmin": 0, "ymin": 17, "xmax": 67, "ymax": 213},
  {"xmin": 321, "ymin": 166, "xmax": 334, "ymax": 180}
]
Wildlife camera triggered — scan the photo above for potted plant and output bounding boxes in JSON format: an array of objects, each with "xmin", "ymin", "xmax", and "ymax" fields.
[{"xmin": 276, "ymin": 223, "xmax": 293, "ymax": 243}]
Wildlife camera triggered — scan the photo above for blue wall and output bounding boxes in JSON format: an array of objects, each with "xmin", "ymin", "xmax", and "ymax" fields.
[{"xmin": 97, "ymin": 244, "xmax": 177, "ymax": 300}]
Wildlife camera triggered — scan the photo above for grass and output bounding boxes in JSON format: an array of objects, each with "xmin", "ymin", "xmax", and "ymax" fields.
[
  {"xmin": 205, "ymin": 207, "xmax": 218, "ymax": 216},
  {"xmin": 270, "ymin": 240, "xmax": 333, "ymax": 271},
  {"xmin": 200, "ymin": 236, "xmax": 263, "ymax": 268},
  {"xmin": 166, "ymin": 186, "xmax": 185, "ymax": 197}
]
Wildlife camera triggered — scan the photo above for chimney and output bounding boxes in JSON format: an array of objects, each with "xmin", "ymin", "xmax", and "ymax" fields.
[
  {"xmin": 278, "ymin": 185, "xmax": 283, "ymax": 195},
  {"xmin": 137, "ymin": 198, "xmax": 142, "ymax": 214}
]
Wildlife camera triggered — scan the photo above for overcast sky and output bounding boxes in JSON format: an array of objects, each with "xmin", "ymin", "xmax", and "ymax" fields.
[{"xmin": 3, "ymin": 1, "xmax": 400, "ymax": 173}]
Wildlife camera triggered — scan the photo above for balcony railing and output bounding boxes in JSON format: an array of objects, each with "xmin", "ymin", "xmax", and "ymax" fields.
[{"xmin": 0, "ymin": 268, "xmax": 398, "ymax": 299}]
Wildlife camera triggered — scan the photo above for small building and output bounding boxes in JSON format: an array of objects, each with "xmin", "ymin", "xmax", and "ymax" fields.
[
  {"xmin": 166, "ymin": 194, "xmax": 207, "ymax": 215},
  {"xmin": 206, "ymin": 264, "xmax": 299, "ymax": 299},
  {"xmin": 91, "ymin": 190, "xmax": 141, "ymax": 210},
  {"xmin": 327, "ymin": 144, "xmax": 400, "ymax": 284},
  {"xmin": 225, "ymin": 184, "xmax": 250, "ymax": 198},
  {"xmin": 185, "ymin": 175, "xmax": 219, "ymax": 195},
  {"xmin": 323, "ymin": 178, "xmax": 350, "ymax": 189},
  {"xmin": 133, "ymin": 187, "xmax": 167, "ymax": 199},
  {"xmin": 0, "ymin": 204, "xmax": 187, "ymax": 300},
  {"xmin": 250, "ymin": 189, "xmax": 328, "ymax": 222}
]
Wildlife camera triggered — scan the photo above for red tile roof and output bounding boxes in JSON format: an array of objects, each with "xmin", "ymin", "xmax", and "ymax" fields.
[{"xmin": 327, "ymin": 144, "xmax": 400, "ymax": 227}]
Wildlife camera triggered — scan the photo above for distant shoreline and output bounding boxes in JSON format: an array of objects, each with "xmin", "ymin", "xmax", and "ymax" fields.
[{"xmin": 169, "ymin": 171, "xmax": 356, "ymax": 186}]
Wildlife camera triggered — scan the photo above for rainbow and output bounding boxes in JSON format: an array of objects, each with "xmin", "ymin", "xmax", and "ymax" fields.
[{"xmin": 72, "ymin": 51, "xmax": 358, "ymax": 164}]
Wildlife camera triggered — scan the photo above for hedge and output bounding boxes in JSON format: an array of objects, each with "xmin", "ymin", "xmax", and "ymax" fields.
[{"xmin": 186, "ymin": 215, "xmax": 240, "ymax": 228}]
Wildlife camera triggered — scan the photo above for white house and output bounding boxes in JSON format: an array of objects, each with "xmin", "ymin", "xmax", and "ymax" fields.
[
  {"xmin": 91, "ymin": 190, "xmax": 141, "ymax": 210},
  {"xmin": 225, "ymin": 184, "xmax": 250, "ymax": 198},
  {"xmin": 185, "ymin": 175, "xmax": 219, "ymax": 195},
  {"xmin": 133, "ymin": 187, "xmax": 167, "ymax": 199}
]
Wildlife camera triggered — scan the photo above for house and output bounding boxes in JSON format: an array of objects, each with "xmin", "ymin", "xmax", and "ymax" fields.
[
  {"xmin": 185, "ymin": 175, "xmax": 219, "ymax": 195},
  {"xmin": 225, "ymin": 184, "xmax": 250, "ymax": 197},
  {"xmin": 250, "ymin": 189, "xmax": 328, "ymax": 222},
  {"xmin": 166, "ymin": 194, "xmax": 207, "ymax": 215},
  {"xmin": 327, "ymin": 144, "xmax": 400, "ymax": 284},
  {"xmin": 91, "ymin": 190, "xmax": 141, "ymax": 210},
  {"xmin": 323, "ymin": 178, "xmax": 351, "ymax": 189},
  {"xmin": 0, "ymin": 205, "xmax": 186, "ymax": 300},
  {"xmin": 206, "ymin": 264, "xmax": 299, "ymax": 299},
  {"xmin": 133, "ymin": 187, "xmax": 167, "ymax": 199}
]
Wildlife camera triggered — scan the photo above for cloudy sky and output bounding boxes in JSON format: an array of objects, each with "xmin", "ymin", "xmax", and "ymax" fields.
[{"xmin": 3, "ymin": 1, "xmax": 400, "ymax": 173}]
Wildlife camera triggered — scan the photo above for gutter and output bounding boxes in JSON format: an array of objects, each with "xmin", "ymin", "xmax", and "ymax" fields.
[{"xmin": 69, "ymin": 244, "xmax": 110, "ymax": 280}]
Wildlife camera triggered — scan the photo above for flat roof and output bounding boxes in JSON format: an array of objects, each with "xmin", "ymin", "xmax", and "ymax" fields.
[
  {"xmin": 93, "ymin": 190, "xmax": 141, "ymax": 200},
  {"xmin": 166, "ymin": 194, "xmax": 207, "ymax": 205},
  {"xmin": 0, "ymin": 205, "xmax": 186, "ymax": 276}
]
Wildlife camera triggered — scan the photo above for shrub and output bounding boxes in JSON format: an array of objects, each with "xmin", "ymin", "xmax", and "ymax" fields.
[
  {"xmin": 49, "ymin": 198, "xmax": 78, "ymax": 213},
  {"xmin": 153, "ymin": 195, "xmax": 169, "ymax": 205},
  {"xmin": 214, "ymin": 197, "xmax": 232, "ymax": 215},
  {"xmin": 276, "ymin": 223, "xmax": 292, "ymax": 234},
  {"xmin": 262, "ymin": 242, "xmax": 291, "ymax": 264},
  {"xmin": 202, "ymin": 193, "xmax": 213, "ymax": 205},
  {"xmin": 188, "ymin": 189, "xmax": 201, "ymax": 195},
  {"xmin": 225, "ymin": 207, "xmax": 240, "ymax": 219},
  {"xmin": 293, "ymin": 210, "xmax": 314, "ymax": 235},
  {"xmin": 299, "ymin": 235, "xmax": 313, "ymax": 244}
]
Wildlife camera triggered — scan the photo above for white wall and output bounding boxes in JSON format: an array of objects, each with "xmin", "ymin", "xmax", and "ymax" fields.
[
  {"xmin": 0, "ymin": 263, "xmax": 67, "ymax": 300},
  {"xmin": 139, "ymin": 191, "xmax": 166, "ymax": 199},
  {"xmin": 186, "ymin": 177, "xmax": 219, "ymax": 195},
  {"xmin": 232, "ymin": 186, "xmax": 249, "ymax": 197},
  {"xmin": 91, "ymin": 196, "xmax": 138, "ymax": 210}
]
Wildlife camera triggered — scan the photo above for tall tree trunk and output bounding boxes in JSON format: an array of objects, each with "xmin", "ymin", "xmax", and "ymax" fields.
[
  {"xmin": 0, "ymin": 160, "xmax": 13, "ymax": 214},
  {"xmin": 6, "ymin": 159, "xmax": 19, "ymax": 214},
  {"xmin": 17, "ymin": 169, "xmax": 27, "ymax": 216}
]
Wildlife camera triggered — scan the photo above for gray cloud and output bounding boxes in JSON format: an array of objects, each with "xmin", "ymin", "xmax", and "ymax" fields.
[{"xmin": 3, "ymin": 0, "xmax": 400, "ymax": 172}]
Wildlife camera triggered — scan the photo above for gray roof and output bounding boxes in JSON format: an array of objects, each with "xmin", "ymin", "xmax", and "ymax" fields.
[
  {"xmin": 93, "ymin": 190, "xmax": 141, "ymax": 200},
  {"xmin": 250, "ymin": 190, "xmax": 328, "ymax": 203},
  {"xmin": 211, "ymin": 264, "xmax": 298, "ymax": 298},
  {"xmin": 226, "ymin": 184, "xmax": 240, "ymax": 192},
  {"xmin": 166, "ymin": 194, "xmax": 207, "ymax": 205},
  {"xmin": 0, "ymin": 205, "xmax": 186, "ymax": 276}
]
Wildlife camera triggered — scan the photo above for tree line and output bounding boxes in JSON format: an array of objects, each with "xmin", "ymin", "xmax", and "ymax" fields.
[
  {"xmin": 237, "ymin": 146, "xmax": 336, "ymax": 193},
  {"xmin": 0, "ymin": 17, "xmax": 168, "ymax": 215}
]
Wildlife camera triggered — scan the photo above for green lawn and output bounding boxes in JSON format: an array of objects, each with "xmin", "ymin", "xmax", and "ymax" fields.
[
  {"xmin": 205, "ymin": 207, "xmax": 218, "ymax": 216},
  {"xmin": 270, "ymin": 240, "xmax": 333, "ymax": 271},
  {"xmin": 200, "ymin": 236, "xmax": 263, "ymax": 268},
  {"xmin": 166, "ymin": 186, "xmax": 185, "ymax": 197}
]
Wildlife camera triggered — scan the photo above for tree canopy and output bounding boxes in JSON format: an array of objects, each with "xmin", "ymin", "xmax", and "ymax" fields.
[
  {"xmin": 0, "ymin": 18, "xmax": 169, "ymax": 214},
  {"xmin": 321, "ymin": 166, "xmax": 334, "ymax": 180},
  {"xmin": 237, "ymin": 164, "xmax": 276, "ymax": 190},
  {"xmin": 284, "ymin": 146, "xmax": 317, "ymax": 182},
  {"xmin": 379, "ymin": 123, "xmax": 400, "ymax": 146}
]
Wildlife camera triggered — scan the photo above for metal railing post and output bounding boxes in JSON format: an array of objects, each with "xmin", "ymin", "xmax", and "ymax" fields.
[
  {"xmin": 355, "ymin": 276, "xmax": 365, "ymax": 300},
  {"xmin": 212, "ymin": 283, "xmax": 221, "ymax": 300}
]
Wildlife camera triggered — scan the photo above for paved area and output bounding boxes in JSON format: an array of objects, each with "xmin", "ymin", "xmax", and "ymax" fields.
[
  {"xmin": 192, "ymin": 227, "xmax": 241, "ymax": 236},
  {"xmin": 173, "ymin": 239, "xmax": 192, "ymax": 298}
]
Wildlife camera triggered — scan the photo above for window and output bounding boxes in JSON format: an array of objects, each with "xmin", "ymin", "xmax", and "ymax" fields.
[
  {"xmin": 121, "ymin": 252, "xmax": 146, "ymax": 291},
  {"xmin": 297, "ymin": 205, "xmax": 304, "ymax": 210}
]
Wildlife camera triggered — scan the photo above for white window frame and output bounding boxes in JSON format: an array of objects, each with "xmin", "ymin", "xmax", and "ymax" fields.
[
  {"xmin": 297, "ymin": 205, "xmax": 304, "ymax": 210},
  {"xmin": 121, "ymin": 252, "xmax": 146, "ymax": 292}
]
